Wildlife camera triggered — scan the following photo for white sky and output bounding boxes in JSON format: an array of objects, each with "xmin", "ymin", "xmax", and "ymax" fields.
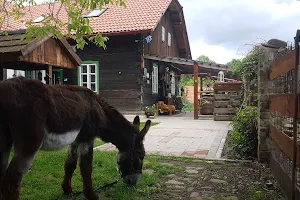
[{"xmin": 180, "ymin": 0, "xmax": 300, "ymax": 64}]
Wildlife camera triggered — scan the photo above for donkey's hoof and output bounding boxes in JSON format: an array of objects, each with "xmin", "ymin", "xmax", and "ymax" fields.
[
  {"xmin": 61, "ymin": 183, "xmax": 72, "ymax": 195},
  {"xmin": 84, "ymin": 191, "xmax": 99, "ymax": 200}
]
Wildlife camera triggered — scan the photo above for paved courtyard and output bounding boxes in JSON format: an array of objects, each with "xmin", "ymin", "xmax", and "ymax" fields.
[{"xmin": 95, "ymin": 112, "xmax": 232, "ymax": 159}]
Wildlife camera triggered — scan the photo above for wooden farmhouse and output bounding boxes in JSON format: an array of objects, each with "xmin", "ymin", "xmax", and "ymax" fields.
[{"xmin": 1, "ymin": 0, "xmax": 232, "ymax": 115}]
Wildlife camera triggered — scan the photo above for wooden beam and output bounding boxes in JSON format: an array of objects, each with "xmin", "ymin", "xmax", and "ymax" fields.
[
  {"xmin": 200, "ymin": 77, "xmax": 203, "ymax": 91},
  {"xmin": 21, "ymin": 34, "xmax": 52, "ymax": 57},
  {"xmin": 194, "ymin": 62, "xmax": 199, "ymax": 120},
  {"xmin": 58, "ymin": 37, "xmax": 82, "ymax": 66},
  {"xmin": 48, "ymin": 65, "xmax": 53, "ymax": 85},
  {"xmin": 144, "ymin": 54, "xmax": 194, "ymax": 66},
  {"xmin": 177, "ymin": 73, "xmax": 209, "ymax": 77}
]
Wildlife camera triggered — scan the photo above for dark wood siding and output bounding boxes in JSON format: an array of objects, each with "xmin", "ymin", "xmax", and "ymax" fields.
[
  {"xmin": 63, "ymin": 68, "xmax": 78, "ymax": 85},
  {"xmin": 144, "ymin": 9, "xmax": 179, "ymax": 57},
  {"xmin": 142, "ymin": 59, "xmax": 181, "ymax": 107},
  {"xmin": 76, "ymin": 34, "xmax": 143, "ymax": 112}
]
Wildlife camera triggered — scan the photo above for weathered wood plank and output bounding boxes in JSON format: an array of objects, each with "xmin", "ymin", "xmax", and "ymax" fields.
[
  {"xmin": 214, "ymin": 100, "xmax": 241, "ymax": 107},
  {"xmin": 270, "ymin": 94, "xmax": 300, "ymax": 118},
  {"xmin": 100, "ymin": 90, "xmax": 141, "ymax": 99},
  {"xmin": 270, "ymin": 50, "xmax": 295, "ymax": 80},
  {"xmin": 214, "ymin": 115, "xmax": 234, "ymax": 121},
  {"xmin": 214, "ymin": 108, "xmax": 236, "ymax": 114},
  {"xmin": 214, "ymin": 94, "xmax": 241, "ymax": 100},
  {"xmin": 270, "ymin": 126, "xmax": 300, "ymax": 166}
]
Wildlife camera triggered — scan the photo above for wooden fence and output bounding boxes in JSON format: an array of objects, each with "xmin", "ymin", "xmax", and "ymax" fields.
[
  {"xmin": 213, "ymin": 82, "xmax": 243, "ymax": 121},
  {"xmin": 269, "ymin": 49, "xmax": 300, "ymax": 166}
]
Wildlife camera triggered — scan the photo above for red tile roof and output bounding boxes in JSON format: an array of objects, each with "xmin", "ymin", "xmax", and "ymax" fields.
[{"xmin": 2, "ymin": 0, "xmax": 173, "ymax": 35}]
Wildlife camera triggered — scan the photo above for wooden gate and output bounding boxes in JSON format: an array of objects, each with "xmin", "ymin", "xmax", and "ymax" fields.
[{"xmin": 269, "ymin": 43, "xmax": 300, "ymax": 199}]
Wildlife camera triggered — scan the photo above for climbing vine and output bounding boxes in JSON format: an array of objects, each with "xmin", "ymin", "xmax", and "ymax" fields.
[{"xmin": 232, "ymin": 46, "xmax": 259, "ymax": 82}]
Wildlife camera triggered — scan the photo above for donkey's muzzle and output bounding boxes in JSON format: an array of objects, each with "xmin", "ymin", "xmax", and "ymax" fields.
[{"xmin": 122, "ymin": 173, "xmax": 142, "ymax": 186}]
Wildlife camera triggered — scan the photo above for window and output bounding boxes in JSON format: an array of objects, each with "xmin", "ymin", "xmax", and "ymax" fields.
[
  {"xmin": 152, "ymin": 64, "xmax": 158, "ymax": 94},
  {"xmin": 161, "ymin": 26, "xmax": 165, "ymax": 42},
  {"xmin": 217, "ymin": 71, "xmax": 225, "ymax": 82},
  {"xmin": 33, "ymin": 15, "xmax": 46, "ymax": 23},
  {"xmin": 78, "ymin": 61, "xmax": 99, "ymax": 93},
  {"xmin": 168, "ymin": 32, "xmax": 171, "ymax": 47},
  {"xmin": 170, "ymin": 71, "xmax": 175, "ymax": 95},
  {"xmin": 84, "ymin": 8, "xmax": 107, "ymax": 18}
]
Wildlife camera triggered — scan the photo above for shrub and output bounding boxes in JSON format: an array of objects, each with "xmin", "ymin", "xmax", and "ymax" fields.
[
  {"xmin": 144, "ymin": 104, "xmax": 157, "ymax": 117},
  {"xmin": 230, "ymin": 106, "xmax": 258, "ymax": 159}
]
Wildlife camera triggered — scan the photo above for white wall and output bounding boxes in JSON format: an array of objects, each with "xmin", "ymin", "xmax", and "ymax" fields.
[
  {"xmin": 6, "ymin": 69, "xmax": 46, "ymax": 84},
  {"xmin": 6, "ymin": 69, "xmax": 25, "ymax": 79}
]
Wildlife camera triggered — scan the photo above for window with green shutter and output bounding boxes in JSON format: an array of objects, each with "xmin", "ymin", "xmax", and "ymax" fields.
[{"xmin": 78, "ymin": 61, "xmax": 99, "ymax": 94}]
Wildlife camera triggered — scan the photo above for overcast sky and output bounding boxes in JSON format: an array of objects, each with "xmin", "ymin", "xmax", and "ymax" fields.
[{"xmin": 179, "ymin": 0, "xmax": 300, "ymax": 64}]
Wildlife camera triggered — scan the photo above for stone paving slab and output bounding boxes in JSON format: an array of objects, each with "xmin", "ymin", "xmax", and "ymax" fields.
[{"xmin": 95, "ymin": 113, "xmax": 232, "ymax": 159}]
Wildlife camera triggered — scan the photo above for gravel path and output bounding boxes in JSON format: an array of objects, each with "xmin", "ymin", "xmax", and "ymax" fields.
[{"xmin": 148, "ymin": 159, "xmax": 287, "ymax": 200}]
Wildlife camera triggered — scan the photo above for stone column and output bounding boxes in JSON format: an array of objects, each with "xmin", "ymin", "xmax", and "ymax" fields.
[{"xmin": 257, "ymin": 39, "xmax": 287, "ymax": 162}]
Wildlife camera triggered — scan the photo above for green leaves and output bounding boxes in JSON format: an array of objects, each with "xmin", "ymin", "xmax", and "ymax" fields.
[
  {"xmin": 230, "ymin": 106, "xmax": 258, "ymax": 159},
  {"xmin": 1, "ymin": 0, "xmax": 126, "ymax": 50},
  {"xmin": 227, "ymin": 47, "xmax": 259, "ymax": 81}
]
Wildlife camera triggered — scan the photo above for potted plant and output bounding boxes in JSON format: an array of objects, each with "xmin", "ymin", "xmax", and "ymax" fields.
[{"xmin": 144, "ymin": 104, "xmax": 157, "ymax": 118}]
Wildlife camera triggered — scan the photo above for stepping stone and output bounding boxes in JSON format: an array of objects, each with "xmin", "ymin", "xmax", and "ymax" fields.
[
  {"xmin": 187, "ymin": 187, "xmax": 194, "ymax": 192},
  {"xmin": 223, "ymin": 196, "xmax": 238, "ymax": 200},
  {"xmin": 160, "ymin": 162, "xmax": 174, "ymax": 166},
  {"xmin": 185, "ymin": 169, "xmax": 198, "ymax": 174},
  {"xmin": 166, "ymin": 174, "xmax": 176, "ymax": 178},
  {"xmin": 165, "ymin": 180, "xmax": 184, "ymax": 185},
  {"xmin": 209, "ymin": 178, "xmax": 228, "ymax": 185},
  {"xmin": 190, "ymin": 192, "xmax": 200, "ymax": 198},
  {"xmin": 166, "ymin": 185, "xmax": 185, "ymax": 189}
]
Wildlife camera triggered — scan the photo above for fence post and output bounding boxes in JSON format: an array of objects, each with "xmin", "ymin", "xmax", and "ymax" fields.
[
  {"xmin": 257, "ymin": 40, "xmax": 286, "ymax": 162},
  {"xmin": 292, "ymin": 30, "xmax": 300, "ymax": 200}
]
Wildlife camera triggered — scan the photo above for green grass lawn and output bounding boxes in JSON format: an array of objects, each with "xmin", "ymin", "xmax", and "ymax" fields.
[{"xmin": 19, "ymin": 121, "xmax": 161, "ymax": 200}]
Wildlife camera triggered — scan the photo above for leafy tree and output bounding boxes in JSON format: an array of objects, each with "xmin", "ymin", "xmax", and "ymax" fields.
[
  {"xmin": 179, "ymin": 55, "xmax": 216, "ymax": 87},
  {"xmin": 227, "ymin": 58, "xmax": 242, "ymax": 76},
  {"xmin": 196, "ymin": 55, "xmax": 216, "ymax": 63},
  {"xmin": 227, "ymin": 47, "xmax": 259, "ymax": 81},
  {"xmin": 0, "ymin": 0, "xmax": 126, "ymax": 49}
]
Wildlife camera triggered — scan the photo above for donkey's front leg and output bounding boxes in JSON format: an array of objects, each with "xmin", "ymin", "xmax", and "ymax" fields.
[
  {"xmin": 78, "ymin": 142, "xmax": 98, "ymax": 200},
  {"xmin": 61, "ymin": 143, "xmax": 79, "ymax": 195},
  {"xmin": 0, "ymin": 153, "xmax": 35, "ymax": 200}
]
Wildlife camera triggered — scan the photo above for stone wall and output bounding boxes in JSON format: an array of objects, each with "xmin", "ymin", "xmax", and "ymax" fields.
[{"xmin": 257, "ymin": 39, "xmax": 287, "ymax": 162}]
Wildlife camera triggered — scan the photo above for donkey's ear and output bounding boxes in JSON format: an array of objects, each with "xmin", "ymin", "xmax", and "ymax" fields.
[
  {"xmin": 133, "ymin": 116, "xmax": 140, "ymax": 129},
  {"xmin": 140, "ymin": 120, "xmax": 151, "ymax": 141}
]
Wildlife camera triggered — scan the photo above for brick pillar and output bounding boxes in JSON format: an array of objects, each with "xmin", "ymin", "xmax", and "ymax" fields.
[{"xmin": 257, "ymin": 39, "xmax": 287, "ymax": 162}]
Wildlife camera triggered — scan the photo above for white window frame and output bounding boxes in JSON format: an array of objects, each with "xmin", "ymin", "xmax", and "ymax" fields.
[
  {"xmin": 152, "ymin": 64, "xmax": 159, "ymax": 94},
  {"xmin": 162, "ymin": 26, "xmax": 165, "ymax": 42},
  {"xmin": 170, "ymin": 71, "xmax": 175, "ymax": 95},
  {"xmin": 78, "ymin": 61, "xmax": 99, "ymax": 94},
  {"xmin": 168, "ymin": 32, "xmax": 171, "ymax": 47}
]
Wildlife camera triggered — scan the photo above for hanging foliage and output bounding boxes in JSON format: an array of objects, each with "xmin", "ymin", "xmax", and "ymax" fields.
[
  {"xmin": 231, "ymin": 46, "xmax": 259, "ymax": 82},
  {"xmin": 0, "ymin": 0, "xmax": 126, "ymax": 50}
]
